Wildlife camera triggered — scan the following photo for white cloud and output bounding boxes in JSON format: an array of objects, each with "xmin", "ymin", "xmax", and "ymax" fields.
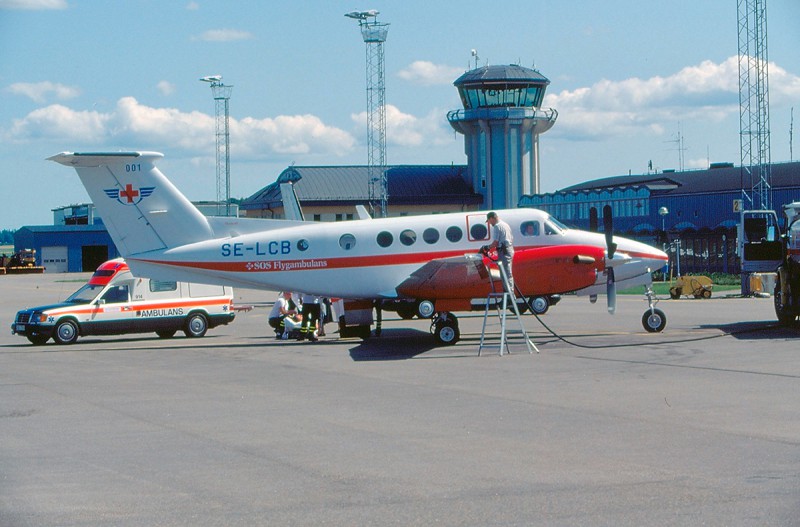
[
  {"xmin": 397, "ymin": 61, "xmax": 464, "ymax": 86},
  {"xmin": 0, "ymin": 0, "xmax": 66, "ymax": 9},
  {"xmin": 351, "ymin": 104, "xmax": 453, "ymax": 148},
  {"xmin": 6, "ymin": 97, "xmax": 355, "ymax": 160},
  {"xmin": 185, "ymin": 1, "xmax": 198, "ymax": 10},
  {"xmin": 195, "ymin": 28, "xmax": 254, "ymax": 42},
  {"xmin": 157, "ymin": 81, "xmax": 176, "ymax": 96},
  {"xmin": 10, "ymin": 104, "xmax": 109, "ymax": 142},
  {"xmin": 543, "ymin": 56, "xmax": 800, "ymax": 141},
  {"xmin": 7, "ymin": 81, "xmax": 80, "ymax": 103},
  {"xmin": 237, "ymin": 113, "xmax": 356, "ymax": 156}
]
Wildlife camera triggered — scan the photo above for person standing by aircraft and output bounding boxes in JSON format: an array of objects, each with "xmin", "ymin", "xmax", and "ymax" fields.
[
  {"xmin": 485, "ymin": 211, "xmax": 515, "ymax": 294},
  {"xmin": 298, "ymin": 293, "xmax": 321, "ymax": 342}
]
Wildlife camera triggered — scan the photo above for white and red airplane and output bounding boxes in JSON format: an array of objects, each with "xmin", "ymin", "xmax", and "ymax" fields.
[{"xmin": 49, "ymin": 151, "xmax": 669, "ymax": 344}]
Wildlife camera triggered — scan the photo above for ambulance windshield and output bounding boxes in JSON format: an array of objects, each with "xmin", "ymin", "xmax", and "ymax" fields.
[{"xmin": 66, "ymin": 284, "xmax": 104, "ymax": 304}]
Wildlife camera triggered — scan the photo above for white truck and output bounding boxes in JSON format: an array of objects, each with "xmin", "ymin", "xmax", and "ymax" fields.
[{"xmin": 11, "ymin": 258, "xmax": 235, "ymax": 345}]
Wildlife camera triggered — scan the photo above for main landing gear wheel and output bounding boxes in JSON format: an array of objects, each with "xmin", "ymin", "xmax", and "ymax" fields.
[
  {"xmin": 431, "ymin": 312, "xmax": 460, "ymax": 345},
  {"xmin": 642, "ymin": 308, "xmax": 667, "ymax": 333},
  {"xmin": 529, "ymin": 296, "xmax": 549, "ymax": 315}
]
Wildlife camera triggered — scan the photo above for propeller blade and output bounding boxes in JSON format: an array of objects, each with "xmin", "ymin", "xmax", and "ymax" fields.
[
  {"xmin": 606, "ymin": 267, "xmax": 616, "ymax": 314},
  {"xmin": 603, "ymin": 205, "xmax": 617, "ymax": 259},
  {"xmin": 589, "ymin": 207, "xmax": 598, "ymax": 233}
]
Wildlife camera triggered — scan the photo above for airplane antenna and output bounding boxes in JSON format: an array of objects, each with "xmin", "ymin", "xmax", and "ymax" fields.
[
  {"xmin": 199, "ymin": 75, "xmax": 234, "ymax": 217},
  {"xmin": 345, "ymin": 9, "xmax": 390, "ymax": 218}
]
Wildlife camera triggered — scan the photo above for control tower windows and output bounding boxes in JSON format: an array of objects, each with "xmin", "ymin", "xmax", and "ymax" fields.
[{"xmin": 459, "ymin": 85, "xmax": 544, "ymax": 109}]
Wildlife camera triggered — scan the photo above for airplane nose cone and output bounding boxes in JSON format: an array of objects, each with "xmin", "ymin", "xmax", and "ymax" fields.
[{"xmin": 618, "ymin": 238, "xmax": 669, "ymax": 266}]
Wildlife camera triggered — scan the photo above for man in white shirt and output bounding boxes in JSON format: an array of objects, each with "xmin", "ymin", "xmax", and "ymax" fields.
[
  {"xmin": 268, "ymin": 291, "xmax": 300, "ymax": 339},
  {"xmin": 486, "ymin": 211, "xmax": 515, "ymax": 294}
]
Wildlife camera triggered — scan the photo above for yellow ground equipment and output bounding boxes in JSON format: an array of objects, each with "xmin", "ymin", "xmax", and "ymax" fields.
[
  {"xmin": 669, "ymin": 275, "xmax": 713, "ymax": 299},
  {"xmin": 0, "ymin": 249, "xmax": 46, "ymax": 275}
]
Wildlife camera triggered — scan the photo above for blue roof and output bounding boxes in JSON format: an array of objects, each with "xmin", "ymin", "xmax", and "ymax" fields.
[
  {"xmin": 454, "ymin": 64, "xmax": 550, "ymax": 87},
  {"xmin": 558, "ymin": 161, "xmax": 800, "ymax": 196},
  {"xmin": 241, "ymin": 165, "xmax": 482, "ymax": 209}
]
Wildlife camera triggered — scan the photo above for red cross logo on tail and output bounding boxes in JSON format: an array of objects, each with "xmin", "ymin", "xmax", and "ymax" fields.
[
  {"xmin": 119, "ymin": 184, "xmax": 139, "ymax": 203},
  {"xmin": 103, "ymin": 184, "xmax": 155, "ymax": 205}
]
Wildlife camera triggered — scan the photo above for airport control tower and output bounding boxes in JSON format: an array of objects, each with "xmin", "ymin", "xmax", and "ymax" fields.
[{"xmin": 448, "ymin": 64, "xmax": 557, "ymax": 210}]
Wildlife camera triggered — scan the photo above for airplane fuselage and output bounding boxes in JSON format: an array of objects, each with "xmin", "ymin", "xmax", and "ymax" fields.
[{"xmin": 128, "ymin": 208, "xmax": 666, "ymax": 301}]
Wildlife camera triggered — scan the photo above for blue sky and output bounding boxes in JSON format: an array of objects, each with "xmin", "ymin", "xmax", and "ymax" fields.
[{"xmin": 1, "ymin": 0, "xmax": 799, "ymax": 229}]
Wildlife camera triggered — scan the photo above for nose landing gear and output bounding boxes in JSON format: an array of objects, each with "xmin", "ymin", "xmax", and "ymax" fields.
[{"xmin": 642, "ymin": 286, "xmax": 667, "ymax": 333}]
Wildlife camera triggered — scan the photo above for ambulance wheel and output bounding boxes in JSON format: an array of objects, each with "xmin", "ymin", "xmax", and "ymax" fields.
[
  {"xmin": 184, "ymin": 313, "xmax": 208, "ymax": 338},
  {"xmin": 642, "ymin": 308, "xmax": 667, "ymax": 333},
  {"xmin": 156, "ymin": 330, "xmax": 176, "ymax": 339},
  {"xmin": 433, "ymin": 318, "xmax": 459, "ymax": 346},
  {"xmin": 27, "ymin": 334, "xmax": 49, "ymax": 345},
  {"xmin": 53, "ymin": 319, "xmax": 79, "ymax": 345}
]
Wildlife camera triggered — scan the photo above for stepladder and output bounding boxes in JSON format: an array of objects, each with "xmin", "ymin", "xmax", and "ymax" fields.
[{"xmin": 478, "ymin": 259, "xmax": 539, "ymax": 356}]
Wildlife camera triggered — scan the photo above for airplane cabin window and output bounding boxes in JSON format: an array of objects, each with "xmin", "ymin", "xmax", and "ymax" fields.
[
  {"xmin": 377, "ymin": 231, "xmax": 393, "ymax": 248},
  {"xmin": 445, "ymin": 226, "xmax": 463, "ymax": 243},
  {"xmin": 400, "ymin": 229, "xmax": 417, "ymax": 246},
  {"xmin": 423, "ymin": 227, "xmax": 439, "ymax": 244},
  {"xmin": 339, "ymin": 234, "xmax": 356, "ymax": 250},
  {"xmin": 470, "ymin": 223, "xmax": 488, "ymax": 241},
  {"xmin": 520, "ymin": 221, "xmax": 539, "ymax": 236}
]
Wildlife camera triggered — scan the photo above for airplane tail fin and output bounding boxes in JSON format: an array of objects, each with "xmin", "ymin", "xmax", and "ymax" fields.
[{"xmin": 49, "ymin": 152, "xmax": 213, "ymax": 256}]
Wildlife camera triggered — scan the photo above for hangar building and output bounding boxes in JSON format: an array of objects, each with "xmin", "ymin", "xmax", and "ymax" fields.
[{"xmin": 520, "ymin": 161, "xmax": 800, "ymax": 274}]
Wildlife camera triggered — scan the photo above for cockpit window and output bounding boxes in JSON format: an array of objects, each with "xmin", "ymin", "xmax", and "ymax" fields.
[
  {"xmin": 544, "ymin": 216, "xmax": 566, "ymax": 235},
  {"xmin": 520, "ymin": 221, "xmax": 539, "ymax": 236}
]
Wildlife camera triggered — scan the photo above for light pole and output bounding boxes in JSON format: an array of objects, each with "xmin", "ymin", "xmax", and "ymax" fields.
[
  {"xmin": 659, "ymin": 206, "xmax": 669, "ymax": 277},
  {"xmin": 200, "ymin": 75, "xmax": 233, "ymax": 217}
]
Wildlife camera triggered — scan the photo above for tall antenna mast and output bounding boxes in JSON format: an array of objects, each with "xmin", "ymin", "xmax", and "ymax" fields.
[
  {"xmin": 737, "ymin": 0, "xmax": 772, "ymax": 211},
  {"xmin": 664, "ymin": 128, "xmax": 687, "ymax": 171},
  {"xmin": 200, "ymin": 75, "xmax": 234, "ymax": 217},
  {"xmin": 345, "ymin": 10, "xmax": 389, "ymax": 217}
]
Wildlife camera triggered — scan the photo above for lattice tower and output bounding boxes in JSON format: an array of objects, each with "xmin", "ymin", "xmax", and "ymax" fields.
[{"xmin": 737, "ymin": 0, "xmax": 772, "ymax": 211}]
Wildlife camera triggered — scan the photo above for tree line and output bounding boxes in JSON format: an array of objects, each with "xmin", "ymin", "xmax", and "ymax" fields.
[{"xmin": 0, "ymin": 229, "xmax": 15, "ymax": 245}]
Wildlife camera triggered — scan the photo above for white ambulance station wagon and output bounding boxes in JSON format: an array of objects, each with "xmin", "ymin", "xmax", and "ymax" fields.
[{"xmin": 11, "ymin": 258, "xmax": 235, "ymax": 345}]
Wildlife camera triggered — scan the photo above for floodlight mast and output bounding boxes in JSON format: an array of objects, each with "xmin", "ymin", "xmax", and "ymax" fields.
[
  {"xmin": 345, "ymin": 10, "xmax": 389, "ymax": 218},
  {"xmin": 200, "ymin": 75, "xmax": 234, "ymax": 217},
  {"xmin": 737, "ymin": 0, "xmax": 772, "ymax": 212}
]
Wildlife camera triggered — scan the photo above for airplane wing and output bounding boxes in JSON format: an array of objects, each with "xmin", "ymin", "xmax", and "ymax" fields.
[{"xmin": 397, "ymin": 253, "xmax": 492, "ymax": 299}]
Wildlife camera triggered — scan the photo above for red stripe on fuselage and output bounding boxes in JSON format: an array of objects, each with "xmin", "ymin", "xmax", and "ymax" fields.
[{"xmin": 133, "ymin": 244, "xmax": 665, "ymax": 273}]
